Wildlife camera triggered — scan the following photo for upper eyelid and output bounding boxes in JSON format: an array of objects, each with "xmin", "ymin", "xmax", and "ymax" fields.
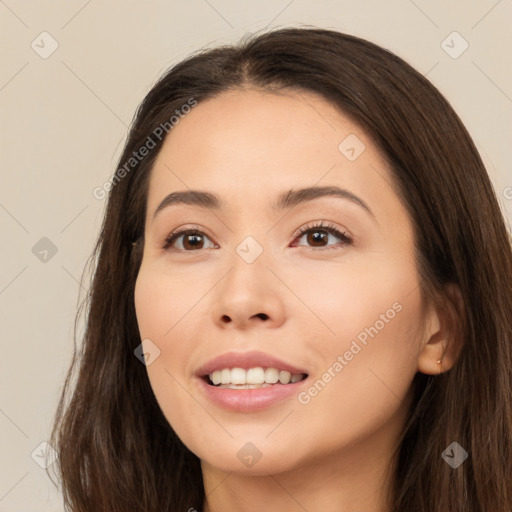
[
  {"xmin": 165, "ymin": 222, "xmax": 348, "ymax": 239},
  {"xmin": 294, "ymin": 221, "xmax": 351, "ymax": 237}
]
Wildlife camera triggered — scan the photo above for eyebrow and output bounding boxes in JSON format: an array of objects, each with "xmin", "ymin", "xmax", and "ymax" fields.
[{"xmin": 152, "ymin": 185, "xmax": 375, "ymax": 220}]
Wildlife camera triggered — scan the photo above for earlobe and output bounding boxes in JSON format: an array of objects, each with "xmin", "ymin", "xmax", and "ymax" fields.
[
  {"xmin": 417, "ymin": 330, "xmax": 448, "ymax": 375},
  {"xmin": 417, "ymin": 283, "xmax": 465, "ymax": 375}
]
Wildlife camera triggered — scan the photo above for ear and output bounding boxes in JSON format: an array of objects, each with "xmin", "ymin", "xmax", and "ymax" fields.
[{"xmin": 417, "ymin": 283, "xmax": 465, "ymax": 375}]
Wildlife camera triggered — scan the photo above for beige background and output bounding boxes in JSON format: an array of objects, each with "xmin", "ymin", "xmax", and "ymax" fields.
[{"xmin": 1, "ymin": 1, "xmax": 511, "ymax": 510}]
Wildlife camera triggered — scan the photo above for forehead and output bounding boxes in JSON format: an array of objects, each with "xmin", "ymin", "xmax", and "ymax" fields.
[
  {"xmin": 146, "ymin": 88, "xmax": 401, "ymax": 219},
  {"xmin": 156, "ymin": 87, "xmax": 365, "ymax": 159}
]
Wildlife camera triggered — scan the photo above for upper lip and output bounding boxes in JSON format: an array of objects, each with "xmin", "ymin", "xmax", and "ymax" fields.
[{"xmin": 195, "ymin": 350, "xmax": 309, "ymax": 377}]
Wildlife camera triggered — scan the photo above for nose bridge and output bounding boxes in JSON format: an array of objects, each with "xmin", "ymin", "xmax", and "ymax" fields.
[
  {"xmin": 211, "ymin": 227, "xmax": 285, "ymax": 328},
  {"xmin": 223, "ymin": 201, "xmax": 277, "ymax": 265},
  {"xmin": 224, "ymin": 232, "xmax": 269, "ymax": 297}
]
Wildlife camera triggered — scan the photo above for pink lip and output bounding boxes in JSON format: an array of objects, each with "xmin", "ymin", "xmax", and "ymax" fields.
[
  {"xmin": 196, "ymin": 375, "xmax": 309, "ymax": 412},
  {"xmin": 194, "ymin": 350, "xmax": 310, "ymax": 413},
  {"xmin": 194, "ymin": 350, "xmax": 309, "ymax": 377}
]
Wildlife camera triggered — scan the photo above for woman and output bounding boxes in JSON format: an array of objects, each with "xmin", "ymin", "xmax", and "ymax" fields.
[{"xmin": 48, "ymin": 27, "xmax": 512, "ymax": 511}]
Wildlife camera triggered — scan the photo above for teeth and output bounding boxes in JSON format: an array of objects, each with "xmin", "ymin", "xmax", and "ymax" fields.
[
  {"xmin": 208, "ymin": 367, "xmax": 306, "ymax": 386},
  {"xmin": 231, "ymin": 368, "xmax": 246, "ymax": 385},
  {"xmin": 221, "ymin": 368, "xmax": 230, "ymax": 384},
  {"xmin": 264, "ymin": 367, "xmax": 279, "ymax": 383},
  {"xmin": 279, "ymin": 370, "xmax": 291, "ymax": 384},
  {"xmin": 247, "ymin": 367, "xmax": 265, "ymax": 384}
]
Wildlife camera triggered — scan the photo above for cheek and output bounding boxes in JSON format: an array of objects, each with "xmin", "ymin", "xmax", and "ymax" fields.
[
  {"xmin": 134, "ymin": 264, "xmax": 206, "ymax": 446},
  {"xmin": 296, "ymin": 257, "xmax": 424, "ymax": 423},
  {"xmin": 134, "ymin": 262, "xmax": 200, "ymax": 375},
  {"xmin": 134, "ymin": 261, "xmax": 212, "ymax": 412},
  {"xmin": 134, "ymin": 259, "xmax": 209, "ymax": 342},
  {"xmin": 284, "ymin": 252, "xmax": 423, "ymax": 359}
]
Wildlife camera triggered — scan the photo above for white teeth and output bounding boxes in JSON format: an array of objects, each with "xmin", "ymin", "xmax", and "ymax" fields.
[
  {"xmin": 279, "ymin": 370, "xmax": 291, "ymax": 384},
  {"xmin": 264, "ymin": 367, "xmax": 279, "ymax": 384},
  {"xmin": 231, "ymin": 368, "xmax": 246, "ymax": 385},
  {"xmin": 246, "ymin": 367, "xmax": 265, "ymax": 384},
  {"xmin": 208, "ymin": 367, "xmax": 305, "ymax": 386},
  {"xmin": 221, "ymin": 368, "xmax": 231, "ymax": 385},
  {"xmin": 211, "ymin": 370, "xmax": 222, "ymax": 385}
]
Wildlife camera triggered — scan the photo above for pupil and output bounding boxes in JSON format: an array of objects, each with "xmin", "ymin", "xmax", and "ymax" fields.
[
  {"xmin": 309, "ymin": 231, "xmax": 326, "ymax": 246},
  {"xmin": 186, "ymin": 234, "xmax": 202, "ymax": 248}
]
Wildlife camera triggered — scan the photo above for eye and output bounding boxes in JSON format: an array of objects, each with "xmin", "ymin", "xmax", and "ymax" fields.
[
  {"xmin": 163, "ymin": 221, "xmax": 353, "ymax": 252},
  {"xmin": 163, "ymin": 227, "xmax": 217, "ymax": 251},
  {"xmin": 290, "ymin": 221, "xmax": 353, "ymax": 251}
]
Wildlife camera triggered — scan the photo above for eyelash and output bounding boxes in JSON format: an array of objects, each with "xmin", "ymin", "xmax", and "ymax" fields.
[
  {"xmin": 292, "ymin": 221, "xmax": 352, "ymax": 250},
  {"xmin": 163, "ymin": 221, "xmax": 353, "ymax": 252}
]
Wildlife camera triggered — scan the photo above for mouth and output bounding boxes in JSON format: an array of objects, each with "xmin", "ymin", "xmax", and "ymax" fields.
[
  {"xmin": 202, "ymin": 367, "xmax": 309, "ymax": 389},
  {"xmin": 195, "ymin": 351, "xmax": 310, "ymax": 411}
]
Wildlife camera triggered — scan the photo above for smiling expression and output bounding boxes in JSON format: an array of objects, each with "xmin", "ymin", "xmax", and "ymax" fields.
[{"xmin": 134, "ymin": 87, "xmax": 437, "ymax": 475}]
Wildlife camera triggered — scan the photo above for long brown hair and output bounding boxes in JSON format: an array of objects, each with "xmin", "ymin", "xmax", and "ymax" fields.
[{"xmin": 48, "ymin": 26, "xmax": 512, "ymax": 511}]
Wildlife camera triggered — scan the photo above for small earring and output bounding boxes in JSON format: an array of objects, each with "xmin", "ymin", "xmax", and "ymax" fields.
[{"xmin": 437, "ymin": 359, "xmax": 442, "ymax": 364}]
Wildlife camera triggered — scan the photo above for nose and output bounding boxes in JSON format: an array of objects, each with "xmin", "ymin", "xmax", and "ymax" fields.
[{"xmin": 211, "ymin": 257, "xmax": 286, "ymax": 331}]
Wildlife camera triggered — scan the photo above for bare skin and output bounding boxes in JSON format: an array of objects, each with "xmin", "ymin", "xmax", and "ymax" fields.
[{"xmin": 134, "ymin": 88, "xmax": 461, "ymax": 512}]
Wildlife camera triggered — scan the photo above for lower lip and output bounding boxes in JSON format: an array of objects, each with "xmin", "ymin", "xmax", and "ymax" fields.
[{"xmin": 196, "ymin": 376, "xmax": 309, "ymax": 412}]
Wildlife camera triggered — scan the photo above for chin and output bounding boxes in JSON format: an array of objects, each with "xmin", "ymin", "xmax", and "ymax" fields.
[
  {"xmin": 190, "ymin": 434, "xmax": 302, "ymax": 476},
  {"xmin": 200, "ymin": 452, "xmax": 299, "ymax": 477}
]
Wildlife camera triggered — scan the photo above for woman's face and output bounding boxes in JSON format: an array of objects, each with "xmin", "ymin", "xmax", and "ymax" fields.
[{"xmin": 134, "ymin": 88, "xmax": 437, "ymax": 476}]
